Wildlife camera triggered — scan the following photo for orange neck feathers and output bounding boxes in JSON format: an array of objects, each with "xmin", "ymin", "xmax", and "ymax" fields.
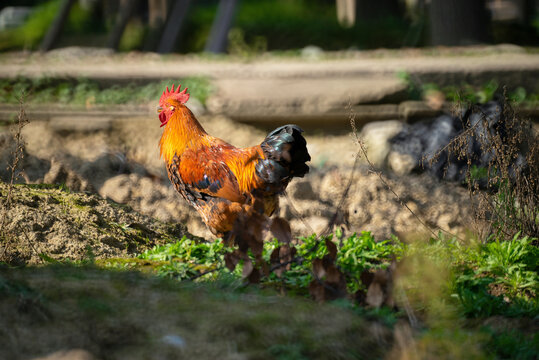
[{"xmin": 159, "ymin": 105, "xmax": 209, "ymax": 164}]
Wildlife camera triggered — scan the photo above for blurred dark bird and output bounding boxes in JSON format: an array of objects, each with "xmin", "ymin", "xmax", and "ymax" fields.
[{"xmin": 389, "ymin": 100, "xmax": 528, "ymax": 185}]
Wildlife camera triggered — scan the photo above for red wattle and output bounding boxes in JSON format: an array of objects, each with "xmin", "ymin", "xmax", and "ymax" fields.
[{"xmin": 159, "ymin": 111, "xmax": 168, "ymax": 127}]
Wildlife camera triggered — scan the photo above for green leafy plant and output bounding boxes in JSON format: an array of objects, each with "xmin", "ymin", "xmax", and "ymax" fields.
[
  {"xmin": 104, "ymin": 232, "xmax": 404, "ymax": 297},
  {"xmin": 137, "ymin": 236, "xmax": 229, "ymax": 279}
]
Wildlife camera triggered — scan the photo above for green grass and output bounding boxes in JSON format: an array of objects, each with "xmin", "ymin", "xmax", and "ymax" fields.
[
  {"xmin": 262, "ymin": 232, "xmax": 404, "ymax": 294},
  {"xmin": 0, "ymin": 76, "xmax": 213, "ymax": 106}
]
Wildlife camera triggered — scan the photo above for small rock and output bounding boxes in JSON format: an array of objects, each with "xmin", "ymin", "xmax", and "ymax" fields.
[
  {"xmin": 43, "ymin": 159, "xmax": 92, "ymax": 192},
  {"xmin": 79, "ymin": 152, "xmax": 128, "ymax": 190},
  {"xmin": 290, "ymin": 216, "xmax": 328, "ymax": 235},
  {"xmin": 138, "ymin": 177, "xmax": 163, "ymax": 203},
  {"xmin": 301, "ymin": 45, "xmax": 324, "ymax": 60},
  {"xmin": 387, "ymin": 151, "xmax": 416, "ymax": 176},
  {"xmin": 287, "ymin": 180, "xmax": 316, "ymax": 200},
  {"xmin": 360, "ymin": 120, "xmax": 405, "ymax": 168},
  {"xmin": 347, "ymin": 202, "xmax": 371, "ymax": 227},
  {"xmin": 162, "ymin": 334, "xmax": 186, "ymax": 349},
  {"xmin": 99, "ymin": 174, "xmax": 133, "ymax": 203},
  {"xmin": 31, "ymin": 349, "xmax": 98, "ymax": 360},
  {"xmin": 437, "ymin": 212, "xmax": 456, "ymax": 232}
]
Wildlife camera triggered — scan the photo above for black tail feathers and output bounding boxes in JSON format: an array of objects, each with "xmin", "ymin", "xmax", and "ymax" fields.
[{"xmin": 256, "ymin": 124, "xmax": 311, "ymax": 188}]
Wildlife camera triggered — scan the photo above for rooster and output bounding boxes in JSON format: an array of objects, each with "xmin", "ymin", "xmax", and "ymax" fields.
[{"xmin": 157, "ymin": 85, "xmax": 310, "ymax": 239}]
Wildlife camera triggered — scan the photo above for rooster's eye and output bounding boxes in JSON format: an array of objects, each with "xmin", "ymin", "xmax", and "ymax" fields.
[{"xmin": 169, "ymin": 106, "xmax": 175, "ymax": 111}]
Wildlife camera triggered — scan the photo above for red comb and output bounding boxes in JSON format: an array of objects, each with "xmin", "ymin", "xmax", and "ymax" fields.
[{"xmin": 159, "ymin": 84, "xmax": 190, "ymax": 106}]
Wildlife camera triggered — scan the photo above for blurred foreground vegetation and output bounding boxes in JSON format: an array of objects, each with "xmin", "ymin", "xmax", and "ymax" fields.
[{"xmin": 2, "ymin": 227, "xmax": 537, "ymax": 359}]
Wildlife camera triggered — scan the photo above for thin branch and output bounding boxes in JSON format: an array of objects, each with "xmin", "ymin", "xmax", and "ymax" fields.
[
  {"xmin": 283, "ymin": 190, "xmax": 315, "ymax": 235},
  {"xmin": 348, "ymin": 102, "xmax": 460, "ymax": 240}
]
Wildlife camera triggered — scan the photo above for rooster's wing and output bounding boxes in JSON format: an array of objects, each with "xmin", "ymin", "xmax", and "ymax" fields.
[{"xmin": 174, "ymin": 146, "xmax": 245, "ymax": 203}]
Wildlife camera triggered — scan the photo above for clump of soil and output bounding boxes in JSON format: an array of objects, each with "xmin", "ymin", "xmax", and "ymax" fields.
[{"xmin": 0, "ymin": 182, "xmax": 193, "ymax": 265}]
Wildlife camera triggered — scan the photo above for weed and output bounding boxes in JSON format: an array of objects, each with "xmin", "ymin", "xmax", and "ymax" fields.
[
  {"xmin": 0, "ymin": 93, "xmax": 42, "ymax": 264},
  {"xmin": 435, "ymin": 97, "xmax": 539, "ymax": 239},
  {"xmin": 108, "ymin": 231, "xmax": 404, "ymax": 300}
]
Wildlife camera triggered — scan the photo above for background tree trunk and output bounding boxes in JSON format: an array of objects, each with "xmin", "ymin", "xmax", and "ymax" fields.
[
  {"xmin": 157, "ymin": 0, "xmax": 192, "ymax": 54},
  {"xmin": 429, "ymin": 0, "xmax": 491, "ymax": 46},
  {"xmin": 523, "ymin": 0, "xmax": 538, "ymax": 26},
  {"xmin": 144, "ymin": 0, "xmax": 168, "ymax": 51},
  {"xmin": 40, "ymin": 0, "xmax": 76, "ymax": 52},
  {"xmin": 356, "ymin": 0, "xmax": 401, "ymax": 21},
  {"xmin": 106, "ymin": 0, "xmax": 140, "ymax": 50},
  {"xmin": 204, "ymin": 0, "xmax": 239, "ymax": 54}
]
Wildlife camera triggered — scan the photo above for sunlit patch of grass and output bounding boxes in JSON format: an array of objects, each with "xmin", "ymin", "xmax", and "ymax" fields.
[{"xmin": 395, "ymin": 232, "xmax": 538, "ymax": 359}]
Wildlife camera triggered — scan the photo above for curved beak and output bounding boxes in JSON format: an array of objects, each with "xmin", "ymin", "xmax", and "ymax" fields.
[{"xmin": 157, "ymin": 106, "xmax": 163, "ymax": 113}]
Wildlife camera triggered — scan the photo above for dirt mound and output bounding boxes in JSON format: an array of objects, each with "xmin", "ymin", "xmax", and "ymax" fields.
[
  {"xmin": 0, "ymin": 182, "xmax": 192, "ymax": 265},
  {"xmin": 1, "ymin": 113, "xmax": 477, "ymax": 242}
]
